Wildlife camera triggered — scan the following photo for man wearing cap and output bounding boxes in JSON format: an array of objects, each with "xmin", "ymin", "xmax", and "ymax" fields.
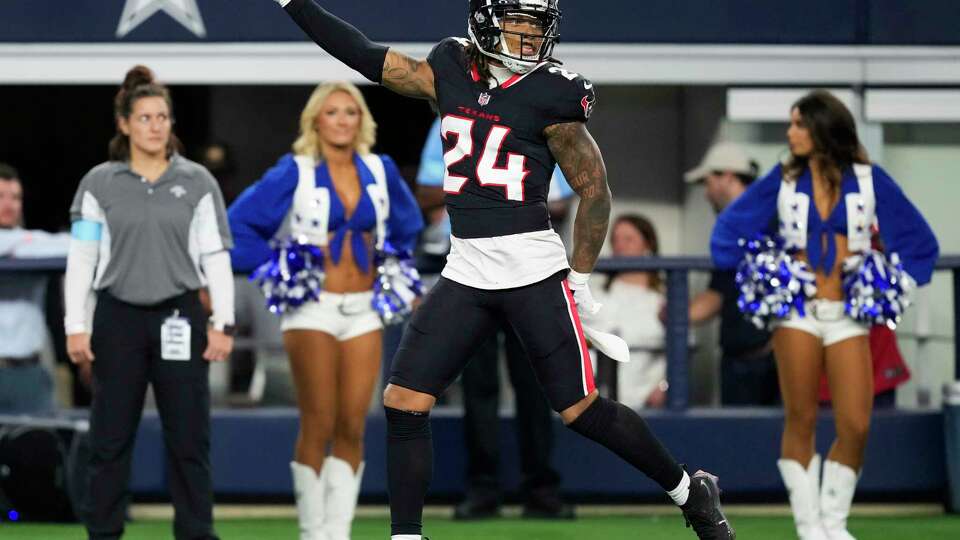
[{"xmin": 685, "ymin": 142, "xmax": 779, "ymax": 406}]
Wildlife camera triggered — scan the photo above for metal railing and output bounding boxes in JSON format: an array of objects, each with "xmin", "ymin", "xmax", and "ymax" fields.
[
  {"xmin": 594, "ymin": 255, "xmax": 960, "ymax": 411},
  {"xmin": 5, "ymin": 254, "xmax": 960, "ymax": 411}
]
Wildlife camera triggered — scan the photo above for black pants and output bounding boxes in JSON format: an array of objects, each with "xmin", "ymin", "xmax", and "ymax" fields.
[
  {"xmin": 391, "ymin": 272, "xmax": 595, "ymax": 412},
  {"xmin": 461, "ymin": 324, "xmax": 561, "ymax": 501},
  {"xmin": 720, "ymin": 349, "xmax": 780, "ymax": 406},
  {"xmin": 85, "ymin": 292, "xmax": 215, "ymax": 540}
]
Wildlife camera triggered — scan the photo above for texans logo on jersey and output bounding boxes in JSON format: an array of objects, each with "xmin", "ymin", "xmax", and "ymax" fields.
[{"xmin": 581, "ymin": 93, "xmax": 596, "ymax": 119}]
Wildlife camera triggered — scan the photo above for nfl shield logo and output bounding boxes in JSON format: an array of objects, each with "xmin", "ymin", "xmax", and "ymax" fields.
[{"xmin": 478, "ymin": 92, "xmax": 492, "ymax": 106}]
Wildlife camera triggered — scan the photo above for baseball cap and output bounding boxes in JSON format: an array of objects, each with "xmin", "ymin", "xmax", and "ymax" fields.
[{"xmin": 684, "ymin": 141, "xmax": 755, "ymax": 183}]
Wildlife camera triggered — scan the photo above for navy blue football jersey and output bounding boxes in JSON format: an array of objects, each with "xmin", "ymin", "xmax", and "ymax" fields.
[{"xmin": 426, "ymin": 37, "xmax": 597, "ymax": 239}]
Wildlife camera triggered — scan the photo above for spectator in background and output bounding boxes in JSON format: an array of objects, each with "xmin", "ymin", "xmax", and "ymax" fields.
[
  {"xmin": 684, "ymin": 142, "xmax": 778, "ymax": 406},
  {"xmin": 593, "ymin": 214, "xmax": 667, "ymax": 409},
  {"xmin": 229, "ymin": 82, "xmax": 422, "ymax": 540},
  {"xmin": 416, "ymin": 118, "xmax": 575, "ymax": 520},
  {"xmin": 65, "ymin": 65, "xmax": 235, "ymax": 540},
  {"xmin": 0, "ymin": 164, "xmax": 23, "ymax": 229},
  {"xmin": 198, "ymin": 142, "xmax": 241, "ymax": 205},
  {"xmin": 413, "ymin": 119, "xmax": 450, "ymax": 281},
  {"xmin": 0, "ymin": 163, "xmax": 71, "ymax": 414},
  {"xmin": 198, "ymin": 140, "xmax": 282, "ymax": 405}
]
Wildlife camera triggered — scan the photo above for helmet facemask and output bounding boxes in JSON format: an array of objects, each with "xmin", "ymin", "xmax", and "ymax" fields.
[{"xmin": 469, "ymin": 1, "xmax": 561, "ymax": 74}]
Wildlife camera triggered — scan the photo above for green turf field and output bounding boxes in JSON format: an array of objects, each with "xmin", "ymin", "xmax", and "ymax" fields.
[{"xmin": 3, "ymin": 515, "xmax": 960, "ymax": 539}]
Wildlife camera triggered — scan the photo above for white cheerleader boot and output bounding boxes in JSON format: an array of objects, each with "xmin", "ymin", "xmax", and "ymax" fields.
[
  {"xmin": 820, "ymin": 460, "xmax": 858, "ymax": 540},
  {"xmin": 291, "ymin": 461, "xmax": 329, "ymax": 540},
  {"xmin": 324, "ymin": 456, "xmax": 365, "ymax": 540},
  {"xmin": 778, "ymin": 454, "xmax": 829, "ymax": 540}
]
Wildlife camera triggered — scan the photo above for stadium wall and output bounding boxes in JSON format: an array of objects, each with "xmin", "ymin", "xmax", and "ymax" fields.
[
  {"xmin": 2, "ymin": 1, "xmax": 959, "ymax": 45},
  {"xmin": 123, "ymin": 408, "xmax": 945, "ymax": 502}
]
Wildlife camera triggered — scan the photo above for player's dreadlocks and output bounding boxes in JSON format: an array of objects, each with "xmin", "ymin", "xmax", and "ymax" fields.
[{"xmin": 465, "ymin": 43, "xmax": 493, "ymax": 82}]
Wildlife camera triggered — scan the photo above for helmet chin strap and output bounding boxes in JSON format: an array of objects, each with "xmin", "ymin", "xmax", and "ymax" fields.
[
  {"xmin": 471, "ymin": 36, "xmax": 536, "ymax": 74},
  {"xmin": 495, "ymin": 34, "xmax": 538, "ymax": 74},
  {"xmin": 500, "ymin": 34, "xmax": 536, "ymax": 74}
]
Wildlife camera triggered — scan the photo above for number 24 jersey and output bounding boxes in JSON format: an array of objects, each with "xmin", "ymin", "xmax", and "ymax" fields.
[{"xmin": 427, "ymin": 37, "xmax": 597, "ymax": 242}]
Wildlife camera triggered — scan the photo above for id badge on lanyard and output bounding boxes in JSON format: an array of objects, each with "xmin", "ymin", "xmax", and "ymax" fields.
[{"xmin": 161, "ymin": 309, "xmax": 191, "ymax": 361}]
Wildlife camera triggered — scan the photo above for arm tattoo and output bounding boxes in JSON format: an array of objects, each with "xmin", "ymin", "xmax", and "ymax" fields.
[
  {"xmin": 545, "ymin": 122, "xmax": 612, "ymax": 273},
  {"xmin": 382, "ymin": 50, "xmax": 437, "ymax": 102}
]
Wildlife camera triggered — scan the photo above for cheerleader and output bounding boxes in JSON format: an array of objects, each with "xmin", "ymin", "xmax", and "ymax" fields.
[
  {"xmin": 228, "ymin": 82, "xmax": 422, "ymax": 540},
  {"xmin": 711, "ymin": 90, "xmax": 938, "ymax": 540}
]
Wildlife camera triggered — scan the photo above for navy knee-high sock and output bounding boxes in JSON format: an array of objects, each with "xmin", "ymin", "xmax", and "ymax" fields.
[
  {"xmin": 568, "ymin": 397, "xmax": 684, "ymax": 491},
  {"xmin": 385, "ymin": 406, "xmax": 433, "ymax": 536}
]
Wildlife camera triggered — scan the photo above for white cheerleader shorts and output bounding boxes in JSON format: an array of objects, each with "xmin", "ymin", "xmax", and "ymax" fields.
[
  {"xmin": 281, "ymin": 290, "xmax": 383, "ymax": 341},
  {"xmin": 774, "ymin": 299, "xmax": 868, "ymax": 346}
]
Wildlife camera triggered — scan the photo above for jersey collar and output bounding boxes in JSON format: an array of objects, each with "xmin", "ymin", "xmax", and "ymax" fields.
[
  {"xmin": 470, "ymin": 62, "xmax": 547, "ymax": 90},
  {"xmin": 117, "ymin": 153, "xmax": 183, "ymax": 185}
]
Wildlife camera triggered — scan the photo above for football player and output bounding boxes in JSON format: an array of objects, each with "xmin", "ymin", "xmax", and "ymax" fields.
[{"xmin": 271, "ymin": 0, "xmax": 735, "ymax": 538}]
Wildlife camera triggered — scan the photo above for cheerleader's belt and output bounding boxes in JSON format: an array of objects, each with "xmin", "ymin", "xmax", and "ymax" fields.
[
  {"xmin": 808, "ymin": 299, "xmax": 847, "ymax": 322},
  {"xmin": 776, "ymin": 300, "xmax": 868, "ymax": 346}
]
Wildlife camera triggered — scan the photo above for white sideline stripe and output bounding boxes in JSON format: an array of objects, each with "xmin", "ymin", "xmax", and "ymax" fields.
[{"xmin": 127, "ymin": 503, "xmax": 946, "ymax": 520}]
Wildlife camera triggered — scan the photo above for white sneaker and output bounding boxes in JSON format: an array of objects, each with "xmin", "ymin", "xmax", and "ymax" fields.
[
  {"xmin": 778, "ymin": 455, "xmax": 829, "ymax": 540},
  {"xmin": 820, "ymin": 460, "xmax": 858, "ymax": 540}
]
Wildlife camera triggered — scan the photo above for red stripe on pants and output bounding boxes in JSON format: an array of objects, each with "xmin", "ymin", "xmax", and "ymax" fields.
[{"xmin": 562, "ymin": 280, "xmax": 596, "ymax": 395}]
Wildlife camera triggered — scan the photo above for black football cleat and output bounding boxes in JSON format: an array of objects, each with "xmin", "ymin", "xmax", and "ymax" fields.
[{"xmin": 680, "ymin": 470, "xmax": 736, "ymax": 539}]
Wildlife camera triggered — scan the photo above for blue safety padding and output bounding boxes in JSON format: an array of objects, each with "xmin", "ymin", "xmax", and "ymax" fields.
[{"xmin": 121, "ymin": 408, "xmax": 947, "ymax": 499}]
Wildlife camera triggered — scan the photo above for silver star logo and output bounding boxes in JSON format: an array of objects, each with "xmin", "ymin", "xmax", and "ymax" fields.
[{"xmin": 117, "ymin": 0, "xmax": 207, "ymax": 39}]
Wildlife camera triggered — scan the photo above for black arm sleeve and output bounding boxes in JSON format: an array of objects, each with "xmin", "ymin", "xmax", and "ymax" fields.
[{"xmin": 285, "ymin": 0, "xmax": 389, "ymax": 83}]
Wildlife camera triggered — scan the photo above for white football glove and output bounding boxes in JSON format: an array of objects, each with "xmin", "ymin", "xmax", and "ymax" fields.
[
  {"xmin": 566, "ymin": 269, "xmax": 601, "ymax": 319},
  {"xmin": 566, "ymin": 269, "xmax": 631, "ymax": 363}
]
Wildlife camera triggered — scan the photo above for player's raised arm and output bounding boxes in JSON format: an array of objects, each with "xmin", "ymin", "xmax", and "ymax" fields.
[
  {"xmin": 381, "ymin": 50, "xmax": 436, "ymax": 100},
  {"xmin": 545, "ymin": 121, "xmax": 611, "ymax": 273},
  {"xmin": 276, "ymin": 0, "xmax": 436, "ymax": 101}
]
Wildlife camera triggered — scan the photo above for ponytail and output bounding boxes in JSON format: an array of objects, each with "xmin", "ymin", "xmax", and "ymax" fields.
[{"xmin": 108, "ymin": 65, "xmax": 182, "ymax": 161}]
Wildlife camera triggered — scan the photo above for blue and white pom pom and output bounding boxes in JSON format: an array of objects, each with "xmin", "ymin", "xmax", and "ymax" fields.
[
  {"xmin": 372, "ymin": 243, "xmax": 424, "ymax": 325},
  {"xmin": 735, "ymin": 235, "xmax": 817, "ymax": 330},
  {"xmin": 843, "ymin": 251, "xmax": 915, "ymax": 329},
  {"xmin": 250, "ymin": 236, "xmax": 325, "ymax": 315}
]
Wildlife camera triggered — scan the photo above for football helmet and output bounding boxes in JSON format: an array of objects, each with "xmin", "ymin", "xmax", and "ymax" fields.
[{"xmin": 468, "ymin": 0, "xmax": 562, "ymax": 74}]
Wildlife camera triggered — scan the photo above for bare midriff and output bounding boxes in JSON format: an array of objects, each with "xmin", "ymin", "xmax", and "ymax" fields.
[
  {"xmin": 798, "ymin": 176, "xmax": 855, "ymax": 302},
  {"xmin": 319, "ymin": 160, "xmax": 377, "ymax": 294},
  {"xmin": 321, "ymin": 230, "xmax": 375, "ymax": 293},
  {"xmin": 794, "ymin": 231, "xmax": 851, "ymax": 302}
]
